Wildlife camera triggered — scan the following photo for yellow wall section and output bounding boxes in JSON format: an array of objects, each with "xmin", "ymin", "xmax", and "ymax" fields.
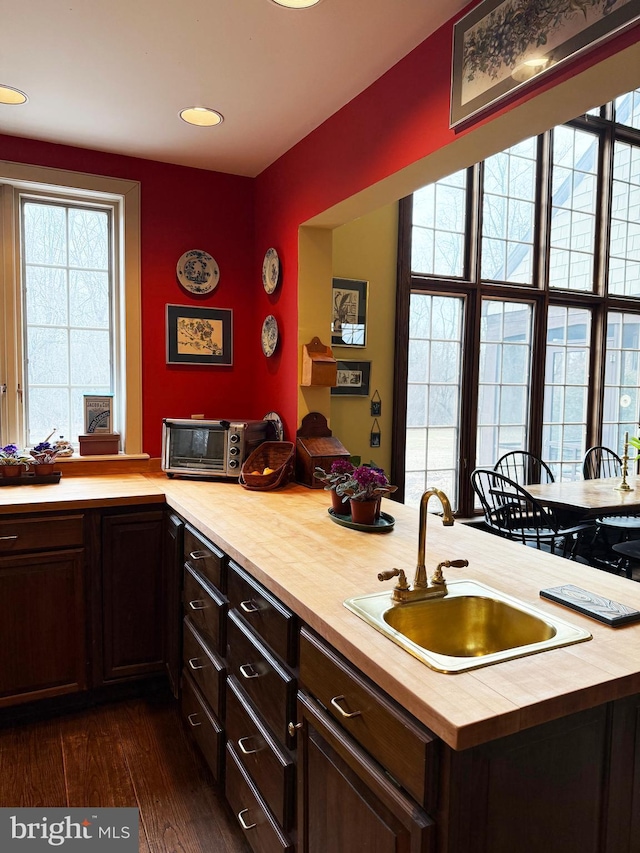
[{"xmin": 331, "ymin": 203, "xmax": 398, "ymax": 475}]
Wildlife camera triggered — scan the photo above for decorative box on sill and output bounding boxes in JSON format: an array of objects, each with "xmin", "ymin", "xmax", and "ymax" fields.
[
  {"xmin": 301, "ymin": 337, "xmax": 337, "ymax": 387},
  {"xmin": 79, "ymin": 432, "xmax": 120, "ymax": 456},
  {"xmin": 295, "ymin": 412, "xmax": 350, "ymax": 488}
]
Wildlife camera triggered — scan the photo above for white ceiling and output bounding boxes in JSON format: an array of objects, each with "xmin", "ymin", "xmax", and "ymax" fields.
[{"xmin": 0, "ymin": 0, "xmax": 467, "ymax": 177}]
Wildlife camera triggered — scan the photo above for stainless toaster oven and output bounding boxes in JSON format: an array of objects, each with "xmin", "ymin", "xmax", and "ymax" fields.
[{"xmin": 161, "ymin": 418, "xmax": 274, "ymax": 478}]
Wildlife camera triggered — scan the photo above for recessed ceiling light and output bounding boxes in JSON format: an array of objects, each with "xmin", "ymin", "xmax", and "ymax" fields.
[
  {"xmin": 270, "ymin": 0, "xmax": 322, "ymax": 8},
  {"xmin": 0, "ymin": 85, "xmax": 28, "ymax": 105},
  {"xmin": 179, "ymin": 107, "xmax": 224, "ymax": 127}
]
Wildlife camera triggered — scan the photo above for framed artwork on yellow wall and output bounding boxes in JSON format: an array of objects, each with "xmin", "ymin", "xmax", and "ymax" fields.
[{"xmin": 331, "ymin": 278, "xmax": 368, "ymax": 347}]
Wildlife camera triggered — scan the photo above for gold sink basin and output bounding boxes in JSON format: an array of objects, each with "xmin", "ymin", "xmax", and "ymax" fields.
[{"xmin": 344, "ymin": 580, "xmax": 592, "ymax": 673}]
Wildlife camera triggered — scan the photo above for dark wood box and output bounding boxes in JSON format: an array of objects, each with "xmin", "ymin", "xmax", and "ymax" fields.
[{"xmin": 296, "ymin": 435, "xmax": 350, "ymax": 488}]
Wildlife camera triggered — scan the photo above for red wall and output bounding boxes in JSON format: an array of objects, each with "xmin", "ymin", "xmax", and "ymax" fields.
[
  {"xmin": 3, "ymin": 3, "xmax": 640, "ymax": 454},
  {"xmin": 252, "ymin": 7, "xmax": 640, "ymax": 442},
  {"xmin": 0, "ymin": 135, "xmax": 255, "ymax": 457}
]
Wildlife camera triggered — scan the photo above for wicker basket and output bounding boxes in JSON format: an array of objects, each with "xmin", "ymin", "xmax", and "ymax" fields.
[{"xmin": 239, "ymin": 441, "xmax": 295, "ymax": 491}]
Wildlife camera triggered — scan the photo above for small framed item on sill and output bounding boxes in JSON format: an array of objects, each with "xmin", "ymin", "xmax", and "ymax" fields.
[{"xmin": 83, "ymin": 394, "xmax": 113, "ymax": 433}]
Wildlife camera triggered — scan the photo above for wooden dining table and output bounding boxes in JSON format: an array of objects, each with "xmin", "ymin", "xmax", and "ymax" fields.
[{"xmin": 527, "ymin": 475, "xmax": 640, "ymax": 519}]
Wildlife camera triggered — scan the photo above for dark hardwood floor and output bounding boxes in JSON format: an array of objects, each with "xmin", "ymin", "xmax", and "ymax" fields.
[{"xmin": 0, "ymin": 692, "xmax": 250, "ymax": 853}]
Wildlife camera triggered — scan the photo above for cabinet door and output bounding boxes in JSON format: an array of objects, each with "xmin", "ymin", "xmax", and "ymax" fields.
[
  {"xmin": 164, "ymin": 512, "xmax": 184, "ymax": 697},
  {"xmin": 0, "ymin": 549, "xmax": 86, "ymax": 706},
  {"xmin": 606, "ymin": 694, "xmax": 640, "ymax": 853},
  {"xmin": 297, "ymin": 691, "xmax": 434, "ymax": 853},
  {"xmin": 101, "ymin": 510, "xmax": 164, "ymax": 682}
]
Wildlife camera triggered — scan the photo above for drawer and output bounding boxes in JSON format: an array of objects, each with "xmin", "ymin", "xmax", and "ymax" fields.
[
  {"xmin": 0, "ymin": 515, "xmax": 84, "ymax": 553},
  {"xmin": 181, "ymin": 672, "xmax": 224, "ymax": 783},
  {"xmin": 299, "ymin": 627, "xmax": 439, "ymax": 811},
  {"xmin": 227, "ymin": 561, "xmax": 297, "ymax": 666},
  {"xmin": 226, "ymin": 743, "xmax": 293, "ymax": 853},
  {"xmin": 227, "ymin": 611, "xmax": 297, "ymax": 749},
  {"xmin": 183, "ymin": 618, "xmax": 225, "ymax": 720},
  {"xmin": 227, "ymin": 675, "xmax": 295, "ymax": 831},
  {"xmin": 183, "ymin": 565, "xmax": 226, "ymax": 655},
  {"xmin": 184, "ymin": 524, "xmax": 226, "ymax": 592}
]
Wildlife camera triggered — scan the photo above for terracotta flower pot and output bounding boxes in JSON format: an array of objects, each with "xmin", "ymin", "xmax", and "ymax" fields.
[
  {"xmin": 330, "ymin": 489, "xmax": 346, "ymax": 514},
  {"xmin": 349, "ymin": 498, "xmax": 379, "ymax": 526},
  {"xmin": 34, "ymin": 463, "xmax": 56, "ymax": 475},
  {"xmin": 0, "ymin": 464, "xmax": 25, "ymax": 478}
]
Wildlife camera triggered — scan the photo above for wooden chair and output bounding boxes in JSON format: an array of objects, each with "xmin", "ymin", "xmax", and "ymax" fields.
[
  {"xmin": 581, "ymin": 446, "xmax": 640, "ymax": 566},
  {"xmin": 470, "ymin": 468, "xmax": 591, "ymax": 559},
  {"xmin": 582, "ymin": 446, "xmax": 623, "ymax": 480},
  {"xmin": 494, "ymin": 450, "xmax": 555, "ymax": 486}
]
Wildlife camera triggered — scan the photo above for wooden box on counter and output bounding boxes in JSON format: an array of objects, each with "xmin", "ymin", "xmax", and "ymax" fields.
[
  {"xmin": 295, "ymin": 412, "xmax": 350, "ymax": 488},
  {"xmin": 79, "ymin": 432, "xmax": 120, "ymax": 455}
]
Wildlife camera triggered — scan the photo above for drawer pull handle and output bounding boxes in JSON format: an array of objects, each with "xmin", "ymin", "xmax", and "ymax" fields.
[
  {"xmin": 189, "ymin": 549, "xmax": 209, "ymax": 561},
  {"xmin": 239, "ymin": 663, "xmax": 260, "ymax": 680},
  {"xmin": 240, "ymin": 599, "xmax": 260, "ymax": 614},
  {"xmin": 330, "ymin": 695, "xmax": 362, "ymax": 719},
  {"xmin": 189, "ymin": 599, "xmax": 207, "ymax": 611},
  {"xmin": 288, "ymin": 721, "xmax": 303, "ymax": 737},
  {"xmin": 237, "ymin": 809, "xmax": 257, "ymax": 831},
  {"xmin": 187, "ymin": 713, "xmax": 201, "ymax": 727},
  {"xmin": 237, "ymin": 736, "xmax": 261, "ymax": 755},
  {"xmin": 188, "ymin": 657, "xmax": 204, "ymax": 671},
  {"xmin": 0, "ymin": 535, "xmax": 18, "ymax": 542}
]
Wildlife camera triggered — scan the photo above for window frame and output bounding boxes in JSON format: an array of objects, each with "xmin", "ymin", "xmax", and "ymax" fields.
[
  {"xmin": 0, "ymin": 161, "xmax": 142, "ymax": 454},
  {"xmin": 394, "ymin": 103, "xmax": 640, "ymax": 517}
]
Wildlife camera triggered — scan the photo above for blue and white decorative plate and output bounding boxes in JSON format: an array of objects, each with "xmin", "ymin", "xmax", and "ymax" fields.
[
  {"xmin": 262, "ymin": 247, "xmax": 280, "ymax": 294},
  {"xmin": 261, "ymin": 314, "xmax": 279, "ymax": 357},
  {"xmin": 176, "ymin": 249, "xmax": 220, "ymax": 294}
]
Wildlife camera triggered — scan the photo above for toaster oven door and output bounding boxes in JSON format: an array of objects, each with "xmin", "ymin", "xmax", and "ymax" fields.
[{"xmin": 166, "ymin": 424, "xmax": 227, "ymax": 473}]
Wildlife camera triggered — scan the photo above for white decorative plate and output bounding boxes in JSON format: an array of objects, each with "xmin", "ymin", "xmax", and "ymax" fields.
[
  {"xmin": 261, "ymin": 315, "xmax": 279, "ymax": 357},
  {"xmin": 176, "ymin": 249, "xmax": 220, "ymax": 294},
  {"xmin": 262, "ymin": 247, "xmax": 280, "ymax": 294}
]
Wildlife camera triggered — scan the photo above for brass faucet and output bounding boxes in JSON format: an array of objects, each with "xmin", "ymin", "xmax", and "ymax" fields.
[{"xmin": 378, "ymin": 488, "xmax": 468, "ymax": 603}]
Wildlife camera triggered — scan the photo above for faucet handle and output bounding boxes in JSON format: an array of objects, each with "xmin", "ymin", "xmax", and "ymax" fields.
[
  {"xmin": 431, "ymin": 558, "xmax": 468, "ymax": 586},
  {"xmin": 378, "ymin": 568, "xmax": 410, "ymax": 589}
]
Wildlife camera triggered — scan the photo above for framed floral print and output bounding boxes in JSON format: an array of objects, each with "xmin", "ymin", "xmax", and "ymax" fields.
[
  {"xmin": 331, "ymin": 278, "xmax": 368, "ymax": 347},
  {"xmin": 166, "ymin": 304, "xmax": 233, "ymax": 366}
]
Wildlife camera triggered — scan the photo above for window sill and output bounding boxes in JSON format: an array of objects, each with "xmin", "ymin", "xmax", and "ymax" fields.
[{"xmin": 56, "ymin": 454, "xmax": 160, "ymax": 477}]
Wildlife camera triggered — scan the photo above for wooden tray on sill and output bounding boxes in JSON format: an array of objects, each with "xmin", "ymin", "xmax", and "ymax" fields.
[{"xmin": 0, "ymin": 471, "xmax": 62, "ymax": 486}]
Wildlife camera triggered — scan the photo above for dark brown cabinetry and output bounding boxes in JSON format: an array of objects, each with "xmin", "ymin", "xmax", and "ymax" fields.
[
  {"xmin": 180, "ymin": 523, "xmax": 228, "ymax": 785},
  {"xmin": 0, "ymin": 513, "xmax": 86, "ymax": 707},
  {"xmin": 298, "ymin": 626, "xmax": 436, "ymax": 853},
  {"xmin": 224, "ymin": 560, "xmax": 297, "ymax": 853},
  {"xmin": 163, "ymin": 511, "xmax": 184, "ymax": 696},
  {"xmin": 100, "ymin": 509, "xmax": 165, "ymax": 682}
]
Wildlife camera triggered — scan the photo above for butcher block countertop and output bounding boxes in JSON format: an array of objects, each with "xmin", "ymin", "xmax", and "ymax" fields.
[{"xmin": 2, "ymin": 472, "xmax": 640, "ymax": 751}]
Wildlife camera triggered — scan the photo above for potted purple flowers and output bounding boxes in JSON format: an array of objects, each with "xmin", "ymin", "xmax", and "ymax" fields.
[
  {"xmin": 313, "ymin": 459, "xmax": 355, "ymax": 512},
  {"xmin": 0, "ymin": 444, "xmax": 31, "ymax": 478},
  {"xmin": 336, "ymin": 464, "xmax": 397, "ymax": 525}
]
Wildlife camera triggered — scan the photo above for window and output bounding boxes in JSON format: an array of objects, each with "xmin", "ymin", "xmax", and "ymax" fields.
[
  {"xmin": 396, "ymin": 87, "xmax": 640, "ymax": 516},
  {"xmin": 0, "ymin": 164, "xmax": 142, "ymax": 453}
]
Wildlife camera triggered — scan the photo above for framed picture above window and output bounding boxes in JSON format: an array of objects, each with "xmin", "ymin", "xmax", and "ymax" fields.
[
  {"xmin": 450, "ymin": 0, "xmax": 640, "ymax": 127},
  {"xmin": 331, "ymin": 360, "xmax": 371, "ymax": 396},
  {"xmin": 331, "ymin": 278, "xmax": 368, "ymax": 347},
  {"xmin": 166, "ymin": 304, "xmax": 233, "ymax": 366}
]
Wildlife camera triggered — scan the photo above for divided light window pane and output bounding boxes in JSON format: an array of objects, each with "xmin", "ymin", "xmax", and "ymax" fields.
[
  {"xmin": 542, "ymin": 306, "xmax": 591, "ymax": 481},
  {"xmin": 22, "ymin": 200, "xmax": 112, "ymax": 447},
  {"xmin": 615, "ymin": 87, "xmax": 640, "ymax": 131},
  {"xmin": 481, "ymin": 137, "xmax": 537, "ymax": 284},
  {"xmin": 476, "ymin": 300, "xmax": 533, "ymax": 469},
  {"xmin": 603, "ymin": 312, "xmax": 640, "ymax": 454},
  {"xmin": 609, "ymin": 141, "xmax": 640, "ymax": 297},
  {"xmin": 549, "ymin": 126, "xmax": 598, "ymax": 291},
  {"xmin": 411, "ymin": 170, "xmax": 467, "ymax": 278},
  {"xmin": 405, "ymin": 293, "xmax": 464, "ymax": 510}
]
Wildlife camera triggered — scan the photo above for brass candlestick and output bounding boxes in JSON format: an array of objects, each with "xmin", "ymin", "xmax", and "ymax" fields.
[{"xmin": 615, "ymin": 431, "xmax": 633, "ymax": 492}]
